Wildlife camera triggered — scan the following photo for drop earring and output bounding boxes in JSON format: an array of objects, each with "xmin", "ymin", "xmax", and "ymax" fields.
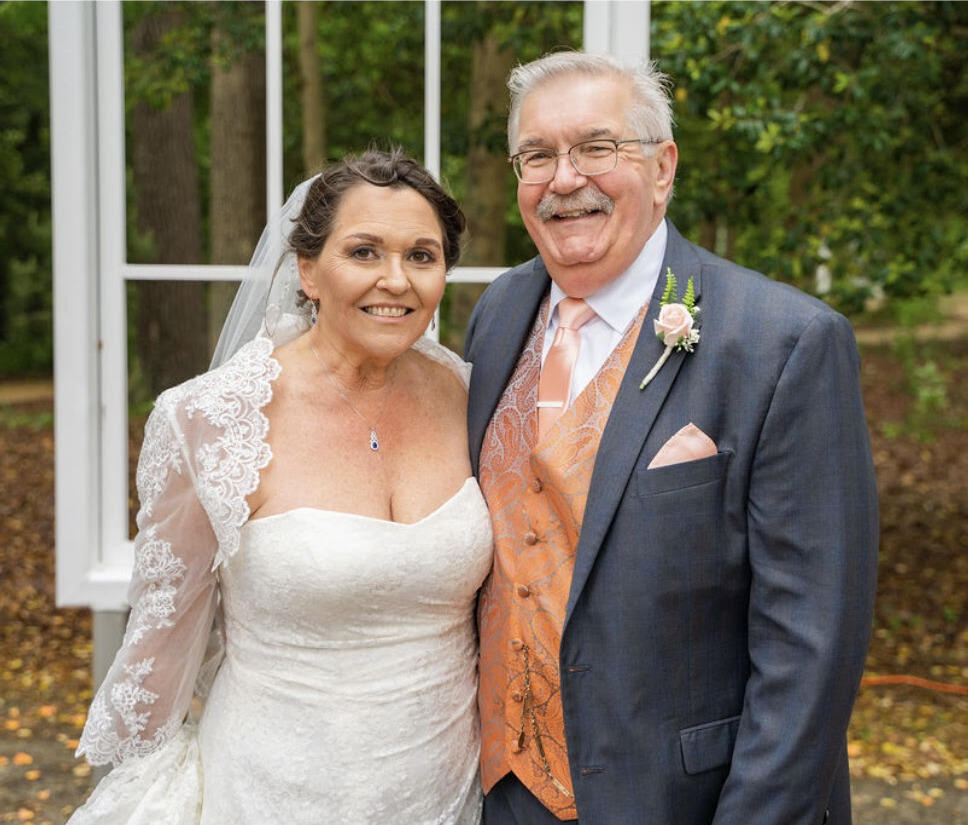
[{"xmin": 311, "ymin": 300, "xmax": 319, "ymax": 325}]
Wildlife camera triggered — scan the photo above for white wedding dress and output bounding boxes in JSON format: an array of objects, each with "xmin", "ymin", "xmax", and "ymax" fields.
[{"xmin": 69, "ymin": 336, "xmax": 493, "ymax": 825}]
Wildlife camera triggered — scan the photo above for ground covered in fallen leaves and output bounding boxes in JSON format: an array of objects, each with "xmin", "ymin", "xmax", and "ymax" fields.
[
  {"xmin": 1, "ymin": 337, "xmax": 966, "ymax": 823},
  {"xmin": 848, "ymin": 336, "xmax": 968, "ymax": 823}
]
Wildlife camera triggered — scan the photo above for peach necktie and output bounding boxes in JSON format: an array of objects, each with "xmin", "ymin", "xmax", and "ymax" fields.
[{"xmin": 536, "ymin": 297, "xmax": 597, "ymax": 442}]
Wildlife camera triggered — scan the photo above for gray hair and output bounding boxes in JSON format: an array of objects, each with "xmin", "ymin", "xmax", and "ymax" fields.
[{"xmin": 507, "ymin": 52, "xmax": 674, "ymax": 152}]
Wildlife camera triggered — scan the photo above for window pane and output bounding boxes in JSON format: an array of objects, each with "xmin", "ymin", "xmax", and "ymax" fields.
[
  {"xmin": 440, "ymin": 282, "xmax": 489, "ymax": 357},
  {"xmin": 123, "ymin": 1, "xmax": 267, "ymax": 265},
  {"xmin": 440, "ymin": 1, "xmax": 583, "ymax": 269},
  {"xmin": 281, "ymin": 1, "xmax": 427, "ymax": 187},
  {"xmin": 126, "ymin": 279, "xmax": 239, "ymax": 535}
]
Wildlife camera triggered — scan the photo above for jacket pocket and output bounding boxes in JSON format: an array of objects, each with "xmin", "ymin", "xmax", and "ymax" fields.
[
  {"xmin": 636, "ymin": 450, "xmax": 732, "ymax": 497},
  {"xmin": 679, "ymin": 714, "xmax": 741, "ymax": 775}
]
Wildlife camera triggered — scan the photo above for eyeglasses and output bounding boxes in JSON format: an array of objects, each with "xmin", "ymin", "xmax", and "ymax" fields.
[{"xmin": 509, "ymin": 138, "xmax": 663, "ymax": 184}]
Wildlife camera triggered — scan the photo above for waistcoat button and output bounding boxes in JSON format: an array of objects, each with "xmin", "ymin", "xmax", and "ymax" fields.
[
  {"xmin": 523, "ymin": 530, "xmax": 538, "ymax": 545},
  {"xmin": 517, "ymin": 584, "xmax": 531, "ymax": 598}
]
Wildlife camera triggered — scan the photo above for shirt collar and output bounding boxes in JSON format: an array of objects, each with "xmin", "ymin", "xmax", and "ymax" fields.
[{"xmin": 548, "ymin": 219, "xmax": 668, "ymax": 334}]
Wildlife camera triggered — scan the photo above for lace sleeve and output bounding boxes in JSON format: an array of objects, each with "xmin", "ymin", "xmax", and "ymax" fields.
[{"xmin": 76, "ymin": 398, "xmax": 220, "ymax": 768}]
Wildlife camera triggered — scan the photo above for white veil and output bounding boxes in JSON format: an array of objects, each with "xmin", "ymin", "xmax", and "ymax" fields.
[{"xmin": 210, "ymin": 175, "xmax": 321, "ymax": 368}]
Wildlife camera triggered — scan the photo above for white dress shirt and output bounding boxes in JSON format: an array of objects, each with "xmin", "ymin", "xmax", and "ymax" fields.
[{"xmin": 542, "ymin": 219, "xmax": 668, "ymax": 405}]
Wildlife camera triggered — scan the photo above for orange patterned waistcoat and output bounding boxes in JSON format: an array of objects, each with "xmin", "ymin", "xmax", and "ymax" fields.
[{"xmin": 478, "ymin": 301, "xmax": 646, "ymax": 819}]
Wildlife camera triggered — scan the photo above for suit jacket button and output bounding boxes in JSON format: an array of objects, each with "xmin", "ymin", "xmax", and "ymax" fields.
[
  {"xmin": 516, "ymin": 584, "xmax": 531, "ymax": 598},
  {"xmin": 523, "ymin": 530, "xmax": 538, "ymax": 545},
  {"xmin": 530, "ymin": 478, "xmax": 543, "ymax": 493},
  {"xmin": 511, "ymin": 690, "xmax": 523, "ymax": 702},
  {"xmin": 510, "ymin": 638, "xmax": 524, "ymax": 651}
]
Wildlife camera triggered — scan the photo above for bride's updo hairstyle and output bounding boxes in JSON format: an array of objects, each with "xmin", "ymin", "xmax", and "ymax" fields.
[
  {"xmin": 212, "ymin": 148, "xmax": 466, "ymax": 366},
  {"xmin": 288, "ymin": 147, "xmax": 466, "ymax": 271}
]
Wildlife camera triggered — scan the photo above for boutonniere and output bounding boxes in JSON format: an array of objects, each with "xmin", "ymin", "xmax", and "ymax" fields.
[{"xmin": 639, "ymin": 268, "xmax": 700, "ymax": 390}]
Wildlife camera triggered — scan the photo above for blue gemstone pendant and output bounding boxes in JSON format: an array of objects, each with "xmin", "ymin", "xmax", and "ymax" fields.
[{"xmin": 369, "ymin": 429, "xmax": 380, "ymax": 451}]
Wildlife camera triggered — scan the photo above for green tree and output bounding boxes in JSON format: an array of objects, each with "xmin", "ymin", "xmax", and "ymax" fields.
[
  {"xmin": 653, "ymin": 1, "xmax": 968, "ymax": 313},
  {"xmin": 0, "ymin": 2, "xmax": 51, "ymax": 375},
  {"xmin": 126, "ymin": 2, "xmax": 210, "ymax": 398},
  {"xmin": 209, "ymin": 1, "xmax": 267, "ymax": 352},
  {"xmin": 440, "ymin": 1, "xmax": 583, "ymax": 267},
  {"xmin": 280, "ymin": 0, "xmax": 428, "ymax": 188},
  {"xmin": 274, "ymin": 2, "xmax": 581, "ymax": 352},
  {"xmin": 5, "ymin": 1, "xmax": 966, "ymax": 379}
]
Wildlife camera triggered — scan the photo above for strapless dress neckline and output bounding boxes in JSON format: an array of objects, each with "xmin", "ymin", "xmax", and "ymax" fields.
[
  {"xmin": 195, "ymin": 474, "xmax": 493, "ymax": 823},
  {"xmin": 243, "ymin": 476, "xmax": 478, "ymax": 530}
]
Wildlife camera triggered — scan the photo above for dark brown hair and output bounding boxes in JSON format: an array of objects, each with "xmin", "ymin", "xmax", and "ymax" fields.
[{"xmin": 289, "ymin": 147, "xmax": 466, "ymax": 270}]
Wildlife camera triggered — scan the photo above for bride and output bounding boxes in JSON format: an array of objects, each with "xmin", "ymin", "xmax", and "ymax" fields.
[{"xmin": 69, "ymin": 149, "xmax": 493, "ymax": 824}]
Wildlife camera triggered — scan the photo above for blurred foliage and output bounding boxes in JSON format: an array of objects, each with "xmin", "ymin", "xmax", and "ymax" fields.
[
  {"xmin": 653, "ymin": 0, "xmax": 968, "ymax": 313},
  {"xmin": 1, "ymin": 1, "xmax": 967, "ymax": 374},
  {"xmin": 437, "ymin": 2, "xmax": 582, "ymax": 267},
  {"xmin": 881, "ymin": 334, "xmax": 956, "ymax": 443},
  {"xmin": 0, "ymin": 2, "xmax": 51, "ymax": 375},
  {"xmin": 288, "ymin": 1, "xmax": 427, "ymax": 166}
]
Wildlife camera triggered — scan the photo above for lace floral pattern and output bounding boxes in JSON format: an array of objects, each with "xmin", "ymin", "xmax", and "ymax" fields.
[
  {"xmin": 78, "ymin": 659, "xmax": 181, "ymax": 766},
  {"xmin": 111, "ymin": 659, "xmax": 158, "ymax": 748},
  {"xmin": 72, "ymin": 334, "xmax": 486, "ymax": 825},
  {"xmin": 195, "ymin": 478, "xmax": 491, "ymax": 823},
  {"xmin": 168, "ymin": 336, "xmax": 280, "ymax": 569},
  {"xmin": 135, "ymin": 411, "xmax": 184, "ymax": 518},
  {"xmin": 66, "ymin": 725, "xmax": 202, "ymax": 825},
  {"xmin": 70, "ymin": 473, "xmax": 491, "ymax": 823},
  {"xmin": 77, "ymin": 337, "xmax": 280, "ymax": 768},
  {"xmin": 128, "ymin": 527, "xmax": 186, "ymax": 645}
]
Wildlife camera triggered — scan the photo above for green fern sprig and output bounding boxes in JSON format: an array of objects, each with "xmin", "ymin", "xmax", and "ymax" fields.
[
  {"xmin": 640, "ymin": 268, "xmax": 702, "ymax": 390},
  {"xmin": 660, "ymin": 267, "xmax": 677, "ymax": 305},
  {"xmin": 682, "ymin": 276, "xmax": 697, "ymax": 314}
]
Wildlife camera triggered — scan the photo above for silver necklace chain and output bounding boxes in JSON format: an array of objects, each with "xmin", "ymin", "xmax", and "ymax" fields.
[{"xmin": 310, "ymin": 345, "xmax": 390, "ymax": 452}]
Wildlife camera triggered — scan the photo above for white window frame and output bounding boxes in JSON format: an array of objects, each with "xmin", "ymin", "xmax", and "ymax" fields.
[{"xmin": 52, "ymin": 0, "xmax": 648, "ymax": 610}]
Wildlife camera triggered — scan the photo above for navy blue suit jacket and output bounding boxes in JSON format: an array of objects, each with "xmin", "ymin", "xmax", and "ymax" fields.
[{"xmin": 465, "ymin": 221, "xmax": 878, "ymax": 825}]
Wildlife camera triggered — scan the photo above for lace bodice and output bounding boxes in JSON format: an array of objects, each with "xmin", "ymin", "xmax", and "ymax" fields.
[
  {"xmin": 69, "ymin": 476, "xmax": 492, "ymax": 824},
  {"xmin": 76, "ymin": 334, "xmax": 475, "ymax": 769},
  {"xmin": 196, "ymin": 482, "xmax": 491, "ymax": 822}
]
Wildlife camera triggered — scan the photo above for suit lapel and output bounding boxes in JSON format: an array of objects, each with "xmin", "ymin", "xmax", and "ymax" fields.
[
  {"xmin": 468, "ymin": 258, "xmax": 549, "ymax": 474},
  {"xmin": 566, "ymin": 222, "xmax": 705, "ymax": 620}
]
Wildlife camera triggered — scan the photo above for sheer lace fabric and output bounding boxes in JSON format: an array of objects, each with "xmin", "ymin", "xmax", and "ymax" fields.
[
  {"xmin": 76, "ymin": 337, "xmax": 279, "ymax": 769},
  {"xmin": 70, "ymin": 335, "xmax": 491, "ymax": 824}
]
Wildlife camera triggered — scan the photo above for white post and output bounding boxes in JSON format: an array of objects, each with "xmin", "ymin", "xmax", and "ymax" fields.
[
  {"xmin": 583, "ymin": 0, "xmax": 650, "ymax": 62},
  {"xmin": 266, "ymin": 0, "xmax": 284, "ymax": 215},
  {"xmin": 50, "ymin": 0, "xmax": 103, "ymax": 608},
  {"xmin": 50, "ymin": 2, "xmax": 131, "ymax": 758},
  {"xmin": 95, "ymin": 1, "xmax": 129, "ymax": 577},
  {"xmin": 424, "ymin": 0, "xmax": 442, "ymax": 338},
  {"xmin": 423, "ymin": 0, "xmax": 441, "ymax": 180}
]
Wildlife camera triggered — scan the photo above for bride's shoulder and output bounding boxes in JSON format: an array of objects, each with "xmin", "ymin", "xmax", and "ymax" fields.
[
  {"xmin": 154, "ymin": 337, "xmax": 281, "ymax": 430},
  {"xmin": 410, "ymin": 336, "xmax": 471, "ymax": 391}
]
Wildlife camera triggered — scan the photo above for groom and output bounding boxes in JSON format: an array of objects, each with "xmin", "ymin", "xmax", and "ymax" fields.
[{"xmin": 465, "ymin": 52, "xmax": 878, "ymax": 825}]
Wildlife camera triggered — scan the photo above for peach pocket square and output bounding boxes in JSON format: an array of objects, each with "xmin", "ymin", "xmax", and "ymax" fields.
[{"xmin": 647, "ymin": 423, "xmax": 718, "ymax": 469}]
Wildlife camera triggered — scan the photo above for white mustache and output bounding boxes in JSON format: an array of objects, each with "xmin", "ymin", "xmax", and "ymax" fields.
[{"xmin": 536, "ymin": 189, "xmax": 614, "ymax": 222}]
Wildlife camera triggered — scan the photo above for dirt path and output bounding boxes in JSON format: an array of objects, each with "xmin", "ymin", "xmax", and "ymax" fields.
[
  {"xmin": 853, "ymin": 291, "xmax": 968, "ymax": 345},
  {"xmin": 0, "ymin": 382, "xmax": 52, "ymax": 405}
]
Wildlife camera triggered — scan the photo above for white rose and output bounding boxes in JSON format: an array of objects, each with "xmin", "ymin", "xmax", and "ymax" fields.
[{"xmin": 653, "ymin": 303, "xmax": 694, "ymax": 347}]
